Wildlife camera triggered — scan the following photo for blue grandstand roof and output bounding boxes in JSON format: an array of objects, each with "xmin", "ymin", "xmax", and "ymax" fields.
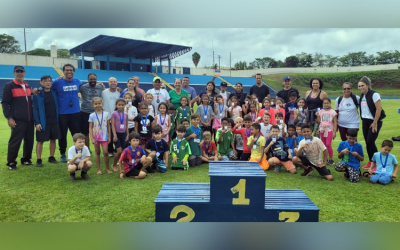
[{"xmin": 69, "ymin": 35, "xmax": 192, "ymax": 62}]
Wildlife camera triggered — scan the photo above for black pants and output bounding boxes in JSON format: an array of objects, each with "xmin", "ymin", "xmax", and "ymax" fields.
[
  {"xmin": 59, "ymin": 113, "xmax": 81, "ymax": 155},
  {"xmin": 7, "ymin": 120, "xmax": 34, "ymax": 164},
  {"xmin": 362, "ymin": 119, "xmax": 382, "ymax": 161},
  {"xmin": 108, "ymin": 121, "xmax": 115, "ymax": 154}
]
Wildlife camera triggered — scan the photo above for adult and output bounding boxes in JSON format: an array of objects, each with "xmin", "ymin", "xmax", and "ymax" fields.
[
  {"xmin": 181, "ymin": 76, "xmax": 198, "ymax": 108},
  {"xmin": 1, "ymin": 66, "xmax": 34, "ymax": 170},
  {"xmin": 50, "ymin": 64, "xmax": 82, "ymax": 163},
  {"xmin": 102, "ymin": 77, "xmax": 121, "ymax": 157},
  {"xmin": 305, "ymin": 77, "xmax": 328, "ymax": 126},
  {"xmin": 249, "ymin": 73, "xmax": 270, "ymax": 102},
  {"xmin": 276, "ymin": 76, "xmax": 300, "ymax": 103},
  {"xmin": 228, "ymin": 82, "xmax": 248, "ymax": 106},
  {"xmin": 120, "ymin": 78, "xmax": 141, "ymax": 108},
  {"xmin": 358, "ymin": 76, "xmax": 386, "ymax": 169},
  {"xmin": 334, "ymin": 82, "xmax": 360, "ymax": 141},
  {"xmin": 79, "ymin": 73, "xmax": 105, "ymax": 148},
  {"xmin": 147, "ymin": 77, "xmax": 170, "ymax": 115},
  {"xmin": 197, "ymin": 81, "xmax": 219, "ymax": 109},
  {"xmin": 132, "ymin": 76, "xmax": 145, "ymax": 101},
  {"xmin": 169, "ymin": 78, "xmax": 189, "ymax": 109}
]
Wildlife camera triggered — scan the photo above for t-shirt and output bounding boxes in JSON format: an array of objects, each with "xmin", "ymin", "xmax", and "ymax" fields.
[
  {"xmin": 88, "ymin": 111, "xmax": 111, "ymax": 142},
  {"xmin": 68, "ymin": 145, "xmax": 91, "ymax": 164},
  {"xmin": 51, "ymin": 78, "xmax": 82, "ymax": 114},
  {"xmin": 360, "ymin": 93, "xmax": 380, "ymax": 120},
  {"xmin": 277, "ymin": 88, "xmax": 300, "ymax": 103},
  {"xmin": 145, "ymin": 139, "xmax": 169, "ymax": 161},
  {"xmin": 147, "ymin": 88, "xmax": 170, "ymax": 115},
  {"xmin": 266, "ymin": 137, "xmax": 290, "ymax": 161},
  {"xmin": 334, "ymin": 95, "xmax": 360, "ymax": 128},
  {"xmin": 260, "ymin": 123, "xmax": 272, "ymax": 140},
  {"xmin": 372, "ymin": 152, "xmax": 398, "ymax": 176},
  {"xmin": 220, "ymin": 91, "xmax": 229, "ymax": 106},
  {"xmin": 337, "ymin": 141, "xmax": 364, "ymax": 170},
  {"xmin": 111, "ymin": 111, "xmax": 128, "ymax": 133},
  {"xmin": 296, "ymin": 109, "xmax": 307, "ymax": 124},
  {"xmin": 176, "ymin": 106, "xmax": 192, "ymax": 125},
  {"xmin": 277, "ymin": 123, "xmax": 287, "ymax": 137},
  {"xmin": 79, "ymin": 83, "xmax": 104, "ymax": 113},
  {"xmin": 169, "ymin": 89, "xmax": 189, "ymax": 109},
  {"xmin": 298, "ymin": 137, "xmax": 326, "ymax": 166},
  {"xmin": 196, "ymin": 104, "xmax": 214, "ymax": 126},
  {"xmin": 101, "ymin": 89, "xmax": 120, "ymax": 114},
  {"xmin": 202, "ymin": 141, "xmax": 217, "ymax": 155},
  {"xmin": 296, "ymin": 135, "xmax": 305, "ymax": 145},
  {"xmin": 247, "ymin": 134, "xmax": 266, "ymax": 159},
  {"xmin": 285, "ymin": 136, "xmax": 296, "ymax": 156},
  {"xmin": 249, "ymin": 84, "xmax": 270, "ymax": 102},
  {"xmin": 319, "ymin": 109, "xmax": 336, "ymax": 126},
  {"xmin": 147, "ymin": 104, "xmax": 155, "ymax": 117},
  {"xmin": 215, "ymin": 104, "xmax": 228, "ymax": 119},
  {"xmin": 125, "ymin": 106, "xmax": 138, "ymax": 129},
  {"xmin": 285, "ymin": 102, "xmax": 298, "ymax": 125},
  {"xmin": 229, "ymin": 106, "xmax": 242, "ymax": 121},
  {"xmin": 170, "ymin": 138, "xmax": 191, "ymax": 168},
  {"xmin": 258, "ymin": 108, "xmax": 277, "ymax": 125},
  {"xmin": 185, "ymin": 125, "xmax": 203, "ymax": 156},
  {"xmin": 119, "ymin": 146, "xmax": 147, "ymax": 174},
  {"xmin": 44, "ymin": 91, "xmax": 57, "ymax": 124},
  {"xmin": 216, "ymin": 129, "xmax": 234, "ymax": 156},
  {"xmin": 134, "ymin": 114, "xmax": 155, "ymax": 138},
  {"xmin": 232, "ymin": 127, "xmax": 254, "ymax": 154},
  {"xmin": 235, "ymin": 132, "xmax": 244, "ymax": 151},
  {"xmin": 181, "ymin": 86, "xmax": 197, "ymax": 101}
]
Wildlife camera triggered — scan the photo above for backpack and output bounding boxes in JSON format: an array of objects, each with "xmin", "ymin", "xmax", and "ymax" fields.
[{"xmin": 337, "ymin": 94, "xmax": 359, "ymax": 109}]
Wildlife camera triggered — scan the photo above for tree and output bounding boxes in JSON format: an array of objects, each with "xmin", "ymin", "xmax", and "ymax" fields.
[
  {"xmin": 297, "ymin": 52, "xmax": 313, "ymax": 67},
  {"xmin": 27, "ymin": 48, "xmax": 50, "ymax": 56},
  {"xmin": 285, "ymin": 56, "xmax": 299, "ymax": 67},
  {"xmin": 192, "ymin": 52, "xmax": 201, "ymax": 68},
  {"xmin": 313, "ymin": 52, "xmax": 325, "ymax": 67},
  {"xmin": 0, "ymin": 34, "xmax": 22, "ymax": 53},
  {"xmin": 324, "ymin": 55, "xmax": 339, "ymax": 67},
  {"xmin": 234, "ymin": 61, "xmax": 247, "ymax": 70},
  {"xmin": 58, "ymin": 49, "xmax": 72, "ymax": 58}
]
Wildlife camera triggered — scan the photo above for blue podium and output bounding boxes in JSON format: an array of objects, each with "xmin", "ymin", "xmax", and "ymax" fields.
[{"xmin": 155, "ymin": 161, "xmax": 319, "ymax": 222}]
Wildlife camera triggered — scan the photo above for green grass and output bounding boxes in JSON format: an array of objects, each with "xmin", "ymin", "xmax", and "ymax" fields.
[{"xmin": 0, "ymin": 101, "xmax": 399, "ymax": 222}]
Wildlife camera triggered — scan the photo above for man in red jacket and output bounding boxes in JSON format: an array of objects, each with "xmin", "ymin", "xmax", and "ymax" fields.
[{"xmin": 1, "ymin": 66, "xmax": 34, "ymax": 170}]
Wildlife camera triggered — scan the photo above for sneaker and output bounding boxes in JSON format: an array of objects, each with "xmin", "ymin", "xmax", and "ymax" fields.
[
  {"xmin": 108, "ymin": 153, "xmax": 114, "ymax": 158},
  {"xmin": 362, "ymin": 161, "xmax": 371, "ymax": 169},
  {"xmin": 327, "ymin": 159, "xmax": 334, "ymax": 165},
  {"xmin": 48, "ymin": 156, "xmax": 59, "ymax": 164},
  {"xmin": 70, "ymin": 173, "xmax": 76, "ymax": 181},
  {"xmin": 60, "ymin": 155, "xmax": 67, "ymax": 163},
  {"xmin": 371, "ymin": 165, "xmax": 376, "ymax": 172},
  {"xmin": 81, "ymin": 171, "xmax": 90, "ymax": 180},
  {"xmin": 8, "ymin": 162, "xmax": 18, "ymax": 170},
  {"xmin": 301, "ymin": 167, "xmax": 314, "ymax": 176},
  {"xmin": 146, "ymin": 167, "xmax": 155, "ymax": 173},
  {"xmin": 21, "ymin": 159, "xmax": 33, "ymax": 165},
  {"xmin": 36, "ymin": 159, "xmax": 43, "ymax": 167}
]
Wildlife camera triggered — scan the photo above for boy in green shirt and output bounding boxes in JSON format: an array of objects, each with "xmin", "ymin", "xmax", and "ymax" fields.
[
  {"xmin": 185, "ymin": 113, "xmax": 204, "ymax": 167},
  {"xmin": 170, "ymin": 125, "xmax": 191, "ymax": 170},
  {"xmin": 216, "ymin": 117, "xmax": 237, "ymax": 161}
]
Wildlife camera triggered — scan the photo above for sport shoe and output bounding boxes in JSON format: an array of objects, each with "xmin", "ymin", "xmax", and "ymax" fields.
[
  {"xmin": 70, "ymin": 173, "xmax": 76, "ymax": 181},
  {"xmin": 81, "ymin": 171, "xmax": 90, "ymax": 180},
  {"xmin": 301, "ymin": 167, "xmax": 314, "ymax": 176},
  {"xmin": 21, "ymin": 159, "xmax": 33, "ymax": 165},
  {"xmin": 48, "ymin": 156, "xmax": 59, "ymax": 164},
  {"xmin": 108, "ymin": 153, "xmax": 114, "ymax": 158},
  {"xmin": 362, "ymin": 161, "xmax": 371, "ymax": 169},
  {"xmin": 146, "ymin": 167, "xmax": 155, "ymax": 173},
  {"xmin": 8, "ymin": 162, "xmax": 18, "ymax": 170},
  {"xmin": 36, "ymin": 159, "xmax": 43, "ymax": 167},
  {"xmin": 327, "ymin": 159, "xmax": 334, "ymax": 165},
  {"xmin": 60, "ymin": 155, "xmax": 67, "ymax": 163}
]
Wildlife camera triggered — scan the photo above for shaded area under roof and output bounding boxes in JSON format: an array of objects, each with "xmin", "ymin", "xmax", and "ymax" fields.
[{"xmin": 69, "ymin": 35, "xmax": 192, "ymax": 62}]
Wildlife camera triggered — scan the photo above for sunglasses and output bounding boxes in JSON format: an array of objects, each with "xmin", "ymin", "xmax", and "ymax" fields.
[
  {"xmin": 15, "ymin": 70, "xmax": 24, "ymax": 73},
  {"xmin": 64, "ymin": 69, "xmax": 74, "ymax": 72},
  {"xmin": 342, "ymin": 88, "xmax": 351, "ymax": 90}
]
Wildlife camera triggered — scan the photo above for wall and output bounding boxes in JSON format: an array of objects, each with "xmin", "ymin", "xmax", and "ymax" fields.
[
  {"xmin": 0, "ymin": 53, "xmax": 78, "ymax": 68},
  {"xmin": 161, "ymin": 66, "xmax": 183, "ymax": 74},
  {"xmin": 93, "ymin": 55, "xmax": 150, "ymax": 64}
]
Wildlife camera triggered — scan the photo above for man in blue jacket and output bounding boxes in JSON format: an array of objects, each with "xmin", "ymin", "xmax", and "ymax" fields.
[{"xmin": 33, "ymin": 75, "xmax": 61, "ymax": 167}]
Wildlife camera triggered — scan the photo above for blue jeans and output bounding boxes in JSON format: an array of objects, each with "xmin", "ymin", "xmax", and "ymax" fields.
[{"xmin": 370, "ymin": 173, "xmax": 393, "ymax": 185}]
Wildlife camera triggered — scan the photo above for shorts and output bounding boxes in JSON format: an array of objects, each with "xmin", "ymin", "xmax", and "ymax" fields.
[
  {"xmin": 221, "ymin": 150, "xmax": 236, "ymax": 161},
  {"xmin": 240, "ymin": 152, "xmax": 251, "ymax": 161},
  {"xmin": 114, "ymin": 132, "xmax": 127, "ymax": 149},
  {"xmin": 298, "ymin": 156, "xmax": 331, "ymax": 176},
  {"xmin": 125, "ymin": 164, "xmax": 144, "ymax": 177},
  {"xmin": 139, "ymin": 136, "xmax": 150, "ymax": 147},
  {"xmin": 81, "ymin": 112, "xmax": 91, "ymax": 135},
  {"xmin": 235, "ymin": 149, "xmax": 243, "ymax": 159},
  {"xmin": 269, "ymin": 157, "xmax": 295, "ymax": 171},
  {"xmin": 250, "ymin": 157, "xmax": 270, "ymax": 170},
  {"xmin": 370, "ymin": 173, "xmax": 393, "ymax": 185},
  {"xmin": 36, "ymin": 123, "xmax": 62, "ymax": 142},
  {"xmin": 212, "ymin": 118, "xmax": 222, "ymax": 130},
  {"xmin": 188, "ymin": 155, "xmax": 202, "ymax": 167},
  {"xmin": 94, "ymin": 141, "xmax": 108, "ymax": 146}
]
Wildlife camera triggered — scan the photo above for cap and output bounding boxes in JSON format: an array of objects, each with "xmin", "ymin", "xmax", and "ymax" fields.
[
  {"xmin": 14, "ymin": 65, "xmax": 25, "ymax": 72},
  {"xmin": 153, "ymin": 77, "xmax": 161, "ymax": 82},
  {"xmin": 220, "ymin": 82, "xmax": 228, "ymax": 87},
  {"xmin": 283, "ymin": 76, "xmax": 291, "ymax": 81}
]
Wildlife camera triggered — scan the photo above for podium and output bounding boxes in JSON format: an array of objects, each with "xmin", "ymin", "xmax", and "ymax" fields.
[{"xmin": 155, "ymin": 161, "xmax": 319, "ymax": 222}]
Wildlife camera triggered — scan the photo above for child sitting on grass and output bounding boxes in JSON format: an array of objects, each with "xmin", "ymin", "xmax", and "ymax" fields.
[
  {"xmin": 367, "ymin": 140, "xmax": 398, "ymax": 185},
  {"xmin": 145, "ymin": 125, "xmax": 169, "ymax": 173},
  {"xmin": 201, "ymin": 131, "xmax": 221, "ymax": 162},
  {"xmin": 171, "ymin": 125, "xmax": 191, "ymax": 170},
  {"xmin": 67, "ymin": 133, "xmax": 92, "ymax": 181}
]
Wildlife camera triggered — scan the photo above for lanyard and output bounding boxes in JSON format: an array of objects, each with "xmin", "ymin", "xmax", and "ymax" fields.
[
  {"xmin": 159, "ymin": 114, "xmax": 166, "ymax": 125},
  {"xmin": 129, "ymin": 146, "xmax": 139, "ymax": 165},
  {"xmin": 203, "ymin": 105, "xmax": 209, "ymax": 116},
  {"xmin": 75, "ymin": 148, "xmax": 83, "ymax": 158},
  {"xmin": 264, "ymin": 108, "xmax": 269, "ymax": 112},
  {"xmin": 192, "ymin": 126, "xmax": 199, "ymax": 137},
  {"xmin": 176, "ymin": 137, "xmax": 181, "ymax": 149},
  {"xmin": 154, "ymin": 140, "xmax": 164, "ymax": 153},
  {"xmin": 290, "ymin": 102, "xmax": 295, "ymax": 109},
  {"xmin": 95, "ymin": 111, "xmax": 103, "ymax": 128},
  {"xmin": 182, "ymin": 107, "xmax": 187, "ymax": 117},
  {"xmin": 218, "ymin": 104, "xmax": 224, "ymax": 115},
  {"xmin": 140, "ymin": 114, "xmax": 148, "ymax": 127},
  {"xmin": 347, "ymin": 141, "xmax": 354, "ymax": 152},
  {"xmin": 380, "ymin": 153, "xmax": 388, "ymax": 169},
  {"xmin": 204, "ymin": 142, "xmax": 211, "ymax": 152},
  {"xmin": 117, "ymin": 110, "xmax": 125, "ymax": 125},
  {"xmin": 254, "ymin": 135, "xmax": 260, "ymax": 145},
  {"xmin": 245, "ymin": 128, "xmax": 251, "ymax": 137},
  {"xmin": 250, "ymin": 112, "xmax": 256, "ymax": 121}
]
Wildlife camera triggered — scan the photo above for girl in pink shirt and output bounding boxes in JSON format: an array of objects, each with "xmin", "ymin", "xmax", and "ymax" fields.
[{"xmin": 316, "ymin": 98, "xmax": 337, "ymax": 165}]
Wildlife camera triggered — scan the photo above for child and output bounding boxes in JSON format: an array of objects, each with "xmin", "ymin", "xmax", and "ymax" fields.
[
  {"xmin": 232, "ymin": 115, "xmax": 256, "ymax": 161},
  {"xmin": 171, "ymin": 125, "xmax": 191, "ymax": 170},
  {"xmin": 32, "ymin": 75, "xmax": 61, "ymax": 167},
  {"xmin": 292, "ymin": 124, "xmax": 333, "ymax": 181},
  {"xmin": 176, "ymin": 96, "xmax": 192, "ymax": 127},
  {"xmin": 168, "ymin": 104, "xmax": 176, "ymax": 146},
  {"xmin": 275, "ymin": 112, "xmax": 287, "ymax": 137},
  {"xmin": 144, "ymin": 93, "xmax": 155, "ymax": 117},
  {"xmin": 286, "ymin": 124, "xmax": 297, "ymax": 157},
  {"xmin": 294, "ymin": 123, "xmax": 305, "ymax": 156},
  {"xmin": 134, "ymin": 102, "xmax": 155, "ymax": 148},
  {"xmin": 270, "ymin": 97, "xmax": 276, "ymax": 108},
  {"xmin": 248, "ymin": 103, "xmax": 258, "ymax": 123},
  {"xmin": 185, "ymin": 114, "xmax": 204, "ymax": 167},
  {"xmin": 264, "ymin": 125, "xmax": 296, "ymax": 174},
  {"xmin": 201, "ymin": 131, "xmax": 221, "ymax": 162},
  {"xmin": 155, "ymin": 102, "xmax": 171, "ymax": 143},
  {"xmin": 145, "ymin": 125, "xmax": 169, "ymax": 173},
  {"xmin": 119, "ymin": 132, "xmax": 154, "ymax": 179},
  {"xmin": 367, "ymin": 140, "xmax": 398, "ymax": 185},
  {"xmin": 315, "ymin": 97, "xmax": 337, "ymax": 165},
  {"xmin": 248, "ymin": 122, "xmax": 269, "ymax": 170},
  {"xmin": 67, "ymin": 133, "xmax": 92, "ymax": 181},
  {"xmin": 294, "ymin": 98, "xmax": 307, "ymax": 124},
  {"xmin": 213, "ymin": 95, "xmax": 227, "ymax": 138},
  {"xmin": 111, "ymin": 98, "xmax": 129, "ymax": 172},
  {"xmin": 260, "ymin": 113, "xmax": 272, "ymax": 140},
  {"xmin": 181, "ymin": 118, "xmax": 190, "ymax": 129},
  {"xmin": 123, "ymin": 92, "xmax": 138, "ymax": 134},
  {"xmin": 234, "ymin": 117, "xmax": 244, "ymax": 160},
  {"xmin": 89, "ymin": 97, "xmax": 112, "ymax": 175},
  {"xmin": 285, "ymin": 91, "xmax": 299, "ymax": 125},
  {"xmin": 334, "ymin": 128, "xmax": 364, "ymax": 182},
  {"xmin": 242, "ymin": 95, "xmax": 251, "ymax": 115},
  {"xmin": 258, "ymin": 98, "xmax": 276, "ymax": 124},
  {"xmin": 196, "ymin": 95, "xmax": 214, "ymax": 133},
  {"xmin": 251, "ymin": 94, "xmax": 262, "ymax": 112},
  {"xmin": 275, "ymin": 98, "xmax": 286, "ymax": 118},
  {"xmin": 216, "ymin": 117, "xmax": 237, "ymax": 161},
  {"xmin": 229, "ymin": 96, "xmax": 242, "ymax": 121}
]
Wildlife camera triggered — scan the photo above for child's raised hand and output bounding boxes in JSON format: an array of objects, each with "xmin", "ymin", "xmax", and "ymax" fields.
[
  {"xmin": 351, "ymin": 151, "xmax": 358, "ymax": 157},
  {"xmin": 192, "ymin": 132, "xmax": 197, "ymax": 138},
  {"xmin": 341, "ymin": 148, "xmax": 349, "ymax": 154},
  {"xmin": 76, "ymin": 152, "xmax": 82, "ymax": 159},
  {"xmin": 172, "ymin": 157, "xmax": 178, "ymax": 164},
  {"xmin": 269, "ymin": 140, "xmax": 275, "ymax": 146},
  {"xmin": 294, "ymin": 109, "xmax": 299, "ymax": 115},
  {"xmin": 292, "ymin": 135, "xmax": 296, "ymax": 139}
]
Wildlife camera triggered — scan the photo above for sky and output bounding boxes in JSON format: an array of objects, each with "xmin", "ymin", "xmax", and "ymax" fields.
[{"xmin": 1, "ymin": 28, "xmax": 399, "ymax": 68}]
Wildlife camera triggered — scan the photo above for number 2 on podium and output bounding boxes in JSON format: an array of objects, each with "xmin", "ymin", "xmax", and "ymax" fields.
[{"xmin": 231, "ymin": 179, "xmax": 250, "ymax": 205}]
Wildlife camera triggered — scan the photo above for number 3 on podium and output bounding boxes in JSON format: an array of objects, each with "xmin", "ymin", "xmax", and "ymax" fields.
[{"xmin": 231, "ymin": 179, "xmax": 250, "ymax": 205}]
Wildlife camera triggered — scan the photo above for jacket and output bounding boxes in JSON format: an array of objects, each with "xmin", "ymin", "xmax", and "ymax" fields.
[
  {"xmin": 1, "ymin": 79, "xmax": 33, "ymax": 121},
  {"xmin": 32, "ymin": 89, "xmax": 59, "ymax": 131}
]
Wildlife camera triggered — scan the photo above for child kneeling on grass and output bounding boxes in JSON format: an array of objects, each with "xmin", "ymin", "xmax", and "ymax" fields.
[
  {"xmin": 292, "ymin": 124, "xmax": 333, "ymax": 181},
  {"xmin": 67, "ymin": 133, "xmax": 92, "ymax": 181},
  {"xmin": 366, "ymin": 140, "xmax": 398, "ymax": 185},
  {"xmin": 248, "ymin": 123, "xmax": 269, "ymax": 170},
  {"xmin": 119, "ymin": 132, "xmax": 154, "ymax": 179},
  {"xmin": 145, "ymin": 125, "xmax": 169, "ymax": 173},
  {"xmin": 171, "ymin": 125, "xmax": 191, "ymax": 170},
  {"xmin": 202, "ymin": 131, "xmax": 221, "ymax": 162},
  {"xmin": 335, "ymin": 128, "xmax": 364, "ymax": 183}
]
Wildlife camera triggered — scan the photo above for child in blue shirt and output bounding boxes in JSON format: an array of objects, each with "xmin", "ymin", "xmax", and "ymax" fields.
[
  {"xmin": 334, "ymin": 128, "xmax": 364, "ymax": 182},
  {"xmin": 368, "ymin": 140, "xmax": 398, "ymax": 185}
]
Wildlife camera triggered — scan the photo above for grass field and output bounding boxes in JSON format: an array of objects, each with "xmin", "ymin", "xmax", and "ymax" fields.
[{"xmin": 0, "ymin": 101, "xmax": 399, "ymax": 222}]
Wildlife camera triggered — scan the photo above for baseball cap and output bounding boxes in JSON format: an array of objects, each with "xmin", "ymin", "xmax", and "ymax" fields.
[
  {"xmin": 153, "ymin": 77, "xmax": 161, "ymax": 82},
  {"xmin": 14, "ymin": 66, "xmax": 25, "ymax": 72},
  {"xmin": 220, "ymin": 82, "xmax": 228, "ymax": 87},
  {"xmin": 283, "ymin": 76, "xmax": 291, "ymax": 81}
]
